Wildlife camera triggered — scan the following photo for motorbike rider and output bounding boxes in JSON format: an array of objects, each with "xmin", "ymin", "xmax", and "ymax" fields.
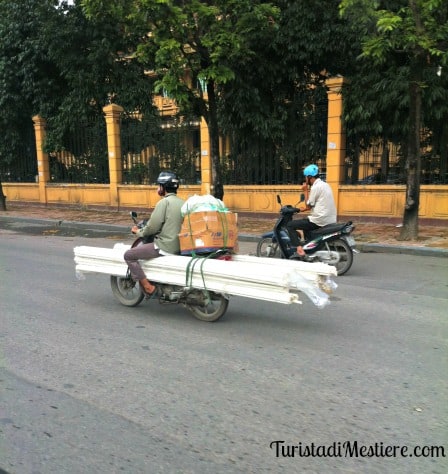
[
  {"xmin": 124, "ymin": 171, "xmax": 184, "ymax": 296},
  {"xmin": 286, "ymin": 164, "xmax": 337, "ymax": 256}
]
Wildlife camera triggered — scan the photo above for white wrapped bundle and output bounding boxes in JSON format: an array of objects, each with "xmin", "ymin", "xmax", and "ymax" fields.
[{"xmin": 181, "ymin": 194, "xmax": 228, "ymax": 216}]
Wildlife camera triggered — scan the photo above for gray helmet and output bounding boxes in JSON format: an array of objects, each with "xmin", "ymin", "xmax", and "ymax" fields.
[{"xmin": 156, "ymin": 171, "xmax": 179, "ymax": 190}]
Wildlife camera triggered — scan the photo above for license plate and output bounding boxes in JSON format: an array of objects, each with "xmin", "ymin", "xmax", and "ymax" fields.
[{"xmin": 345, "ymin": 236, "xmax": 356, "ymax": 247}]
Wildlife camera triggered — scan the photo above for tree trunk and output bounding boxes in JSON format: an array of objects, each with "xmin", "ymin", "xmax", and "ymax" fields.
[
  {"xmin": 0, "ymin": 180, "xmax": 6, "ymax": 211},
  {"xmin": 399, "ymin": 59, "xmax": 422, "ymax": 241},
  {"xmin": 206, "ymin": 81, "xmax": 224, "ymax": 200}
]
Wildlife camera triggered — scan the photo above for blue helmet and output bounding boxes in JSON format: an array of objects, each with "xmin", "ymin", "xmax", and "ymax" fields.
[{"xmin": 303, "ymin": 164, "xmax": 319, "ymax": 177}]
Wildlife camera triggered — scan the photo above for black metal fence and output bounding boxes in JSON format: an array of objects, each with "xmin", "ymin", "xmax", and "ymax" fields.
[
  {"xmin": 48, "ymin": 117, "xmax": 109, "ymax": 184},
  {"xmin": 345, "ymin": 128, "xmax": 448, "ymax": 185},
  {"xmin": 121, "ymin": 112, "xmax": 201, "ymax": 185},
  {"xmin": 4, "ymin": 91, "xmax": 446, "ymax": 188},
  {"xmin": 0, "ymin": 119, "xmax": 37, "ymax": 183},
  {"xmin": 222, "ymin": 87, "xmax": 328, "ymax": 185}
]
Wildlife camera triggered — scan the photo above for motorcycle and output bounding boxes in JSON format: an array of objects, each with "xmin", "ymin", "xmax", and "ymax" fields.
[
  {"xmin": 74, "ymin": 211, "xmax": 341, "ymax": 323},
  {"xmin": 109, "ymin": 212, "xmax": 230, "ymax": 322},
  {"xmin": 256, "ymin": 195, "xmax": 356, "ymax": 275}
]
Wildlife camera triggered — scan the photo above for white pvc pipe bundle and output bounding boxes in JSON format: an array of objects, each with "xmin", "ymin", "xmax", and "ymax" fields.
[{"xmin": 74, "ymin": 244, "xmax": 337, "ymax": 308}]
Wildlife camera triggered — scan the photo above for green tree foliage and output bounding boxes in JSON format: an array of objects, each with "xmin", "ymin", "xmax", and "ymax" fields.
[
  {"xmin": 0, "ymin": 0, "xmax": 156, "ymax": 208},
  {"xmin": 340, "ymin": 0, "xmax": 448, "ymax": 239},
  {"xmin": 2, "ymin": 0, "xmax": 447, "ymax": 225},
  {"xmin": 40, "ymin": 0, "xmax": 156, "ymax": 149},
  {"xmin": 82, "ymin": 0, "xmax": 280, "ymax": 199},
  {"xmin": 218, "ymin": 0, "xmax": 360, "ymax": 178},
  {"xmin": 0, "ymin": 0, "xmax": 58, "ymax": 208}
]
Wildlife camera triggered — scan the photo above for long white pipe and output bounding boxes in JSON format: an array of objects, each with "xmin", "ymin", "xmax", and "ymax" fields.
[{"xmin": 74, "ymin": 244, "xmax": 337, "ymax": 308}]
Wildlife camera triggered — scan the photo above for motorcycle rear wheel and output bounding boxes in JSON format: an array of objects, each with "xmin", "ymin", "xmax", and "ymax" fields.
[
  {"xmin": 186, "ymin": 290, "xmax": 229, "ymax": 322},
  {"xmin": 110, "ymin": 275, "xmax": 145, "ymax": 307},
  {"xmin": 327, "ymin": 238, "xmax": 353, "ymax": 276},
  {"xmin": 256, "ymin": 237, "xmax": 281, "ymax": 258}
]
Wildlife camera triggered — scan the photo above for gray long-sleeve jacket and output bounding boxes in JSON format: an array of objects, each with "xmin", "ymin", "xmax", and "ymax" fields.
[{"xmin": 137, "ymin": 193, "xmax": 185, "ymax": 254}]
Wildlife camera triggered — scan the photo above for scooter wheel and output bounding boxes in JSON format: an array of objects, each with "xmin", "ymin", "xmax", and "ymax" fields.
[
  {"xmin": 256, "ymin": 237, "xmax": 281, "ymax": 258},
  {"xmin": 186, "ymin": 290, "xmax": 229, "ymax": 322},
  {"xmin": 328, "ymin": 238, "xmax": 353, "ymax": 276},
  {"xmin": 110, "ymin": 275, "xmax": 145, "ymax": 307}
]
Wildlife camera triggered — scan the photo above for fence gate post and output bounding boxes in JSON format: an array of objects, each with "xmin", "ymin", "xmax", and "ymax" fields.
[
  {"xmin": 325, "ymin": 77, "xmax": 347, "ymax": 214},
  {"xmin": 32, "ymin": 115, "xmax": 49, "ymax": 205},
  {"xmin": 103, "ymin": 103, "xmax": 124, "ymax": 208},
  {"xmin": 199, "ymin": 117, "xmax": 212, "ymax": 195}
]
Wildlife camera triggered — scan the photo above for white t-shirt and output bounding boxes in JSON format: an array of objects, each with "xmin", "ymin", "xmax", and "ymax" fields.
[{"xmin": 307, "ymin": 178, "xmax": 337, "ymax": 226}]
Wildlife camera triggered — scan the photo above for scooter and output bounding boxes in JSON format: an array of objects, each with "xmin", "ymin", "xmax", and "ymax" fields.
[
  {"xmin": 256, "ymin": 195, "xmax": 356, "ymax": 275},
  {"xmin": 109, "ymin": 212, "xmax": 230, "ymax": 322}
]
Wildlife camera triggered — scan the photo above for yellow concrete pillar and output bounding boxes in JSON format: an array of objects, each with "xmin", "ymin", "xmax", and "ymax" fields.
[
  {"xmin": 325, "ymin": 76, "xmax": 347, "ymax": 214},
  {"xmin": 103, "ymin": 103, "xmax": 124, "ymax": 207},
  {"xmin": 200, "ymin": 117, "xmax": 212, "ymax": 195},
  {"xmin": 32, "ymin": 115, "xmax": 49, "ymax": 204}
]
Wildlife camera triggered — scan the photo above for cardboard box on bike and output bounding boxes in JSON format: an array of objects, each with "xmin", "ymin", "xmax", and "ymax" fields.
[{"xmin": 179, "ymin": 211, "xmax": 238, "ymax": 255}]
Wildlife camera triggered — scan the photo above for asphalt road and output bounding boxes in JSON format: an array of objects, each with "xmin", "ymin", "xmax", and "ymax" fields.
[{"xmin": 1, "ymin": 230, "xmax": 447, "ymax": 474}]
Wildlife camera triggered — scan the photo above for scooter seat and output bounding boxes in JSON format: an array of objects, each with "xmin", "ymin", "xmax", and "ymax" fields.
[{"xmin": 309, "ymin": 222, "xmax": 350, "ymax": 237}]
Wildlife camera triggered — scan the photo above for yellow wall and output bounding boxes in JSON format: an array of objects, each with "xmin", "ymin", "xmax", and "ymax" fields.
[
  {"xmin": 4, "ymin": 182, "xmax": 448, "ymax": 221},
  {"xmin": 3, "ymin": 183, "xmax": 40, "ymax": 202}
]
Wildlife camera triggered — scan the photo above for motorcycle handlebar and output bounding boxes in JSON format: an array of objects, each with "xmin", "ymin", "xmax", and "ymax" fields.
[
  {"xmin": 281, "ymin": 205, "xmax": 300, "ymax": 214},
  {"xmin": 130, "ymin": 211, "xmax": 148, "ymax": 231}
]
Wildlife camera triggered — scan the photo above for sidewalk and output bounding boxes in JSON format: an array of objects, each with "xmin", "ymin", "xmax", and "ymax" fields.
[{"xmin": 1, "ymin": 202, "xmax": 447, "ymax": 256}]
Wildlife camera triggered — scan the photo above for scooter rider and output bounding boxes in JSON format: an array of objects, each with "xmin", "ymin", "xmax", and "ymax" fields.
[
  {"xmin": 124, "ymin": 171, "xmax": 184, "ymax": 296},
  {"xmin": 286, "ymin": 164, "xmax": 337, "ymax": 255}
]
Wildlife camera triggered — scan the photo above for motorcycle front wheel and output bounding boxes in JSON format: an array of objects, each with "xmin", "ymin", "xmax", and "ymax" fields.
[
  {"xmin": 256, "ymin": 237, "xmax": 281, "ymax": 258},
  {"xmin": 186, "ymin": 290, "xmax": 229, "ymax": 322},
  {"xmin": 110, "ymin": 275, "xmax": 145, "ymax": 307},
  {"xmin": 327, "ymin": 238, "xmax": 353, "ymax": 276}
]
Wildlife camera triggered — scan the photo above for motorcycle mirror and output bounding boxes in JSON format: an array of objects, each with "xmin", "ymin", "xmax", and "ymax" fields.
[{"xmin": 130, "ymin": 211, "xmax": 138, "ymax": 223}]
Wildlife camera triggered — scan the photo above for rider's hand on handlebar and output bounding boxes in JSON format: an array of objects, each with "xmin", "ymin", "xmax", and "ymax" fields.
[
  {"xmin": 131, "ymin": 225, "xmax": 139, "ymax": 234},
  {"xmin": 294, "ymin": 199, "xmax": 307, "ymax": 211}
]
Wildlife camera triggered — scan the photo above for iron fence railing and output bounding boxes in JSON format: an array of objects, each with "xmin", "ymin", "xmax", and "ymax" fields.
[
  {"xmin": 49, "ymin": 117, "xmax": 109, "ymax": 184},
  {"xmin": 222, "ymin": 87, "xmax": 328, "ymax": 185},
  {"xmin": 121, "ymin": 113, "xmax": 200, "ymax": 185},
  {"xmin": 345, "ymin": 128, "xmax": 448, "ymax": 185},
  {"xmin": 0, "ymin": 120, "xmax": 37, "ymax": 183}
]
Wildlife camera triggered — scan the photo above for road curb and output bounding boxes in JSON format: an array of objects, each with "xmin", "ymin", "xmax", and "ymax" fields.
[
  {"xmin": 0, "ymin": 216, "xmax": 129, "ymax": 233},
  {"xmin": 1, "ymin": 215, "xmax": 447, "ymax": 256},
  {"xmin": 356, "ymin": 243, "xmax": 448, "ymax": 257}
]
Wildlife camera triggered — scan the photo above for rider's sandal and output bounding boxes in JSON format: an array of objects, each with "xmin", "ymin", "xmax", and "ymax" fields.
[
  {"xmin": 141, "ymin": 281, "xmax": 158, "ymax": 299},
  {"xmin": 289, "ymin": 246, "xmax": 306, "ymax": 260}
]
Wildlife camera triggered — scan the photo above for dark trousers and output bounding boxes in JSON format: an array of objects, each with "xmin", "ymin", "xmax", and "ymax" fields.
[
  {"xmin": 124, "ymin": 243, "xmax": 160, "ymax": 281},
  {"xmin": 286, "ymin": 218, "xmax": 319, "ymax": 246}
]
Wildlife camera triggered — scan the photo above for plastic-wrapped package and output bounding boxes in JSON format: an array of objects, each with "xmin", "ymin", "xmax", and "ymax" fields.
[
  {"xmin": 288, "ymin": 273, "xmax": 333, "ymax": 309},
  {"xmin": 75, "ymin": 270, "xmax": 86, "ymax": 280},
  {"xmin": 318, "ymin": 276, "xmax": 338, "ymax": 294},
  {"xmin": 181, "ymin": 194, "xmax": 228, "ymax": 216}
]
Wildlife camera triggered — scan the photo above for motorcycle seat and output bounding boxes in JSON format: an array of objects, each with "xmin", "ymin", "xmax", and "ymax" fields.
[{"xmin": 309, "ymin": 222, "xmax": 351, "ymax": 237}]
